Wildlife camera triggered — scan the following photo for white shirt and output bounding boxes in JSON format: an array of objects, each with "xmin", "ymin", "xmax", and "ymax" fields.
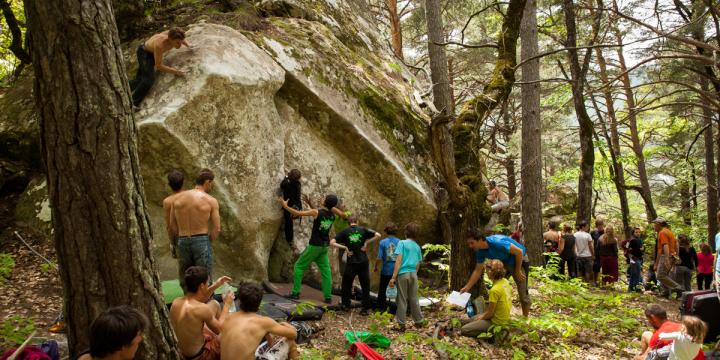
[
  {"xmin": 574, "ymin": 231, "xmax": 593, "ymax": 258},
  {"xmin": 658, "ymin": 332, "xmax": 702, "ymax": 360}
]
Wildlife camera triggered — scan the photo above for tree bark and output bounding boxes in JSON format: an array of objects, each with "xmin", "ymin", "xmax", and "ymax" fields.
[
  {"xmin": 387, "ymin": 0, "xmax": 403, "ymax": 59},
  {"xmin": 520, "ymin": 0, "xmax": 543, "ymax": 265},
  {"xmin": 563, "ymin": 0, "xmax": 594, "ymax": 226},
  {"xmin": 0, "ymin": 0, "xmax": 31, "ymax": 64},
  {"xmin": 593, "ymin": 44, "xmax": 631, "ymax": 236},
  {"xmin": 701, "ymin": 76, "xmax": 719, "ymax": 244},
  {"xmin": 24, "ymin": 0, "xmax": 179, "ymax": 358},
  {"xmin": 612, "ymin": 0, "xmax": 657, "ymax": 222},
  {"xmin": 424, "ymin": 0, "xmax": 475, "ymax": 291}
]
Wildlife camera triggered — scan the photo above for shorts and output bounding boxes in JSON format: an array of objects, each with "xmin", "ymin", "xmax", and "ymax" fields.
[
  {"xmin": 491, "ymin": 200, "xmax": 510, "ymax": 211},
  {"xmin": 255, "ymin": 337, "xmax": 289, "ymax": 360},
  {"xmin": 185, "ymin": 329, "xmax": 220, "ymax": 360},
  {"xmin": 576, "ymin": 257, "xmax": 593, "ymax": 276}
]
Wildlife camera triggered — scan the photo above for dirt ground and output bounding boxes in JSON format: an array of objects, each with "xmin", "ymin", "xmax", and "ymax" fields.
[{"xmin": 0, "ymin": 223, "xmax": 689, "ymax": 359}]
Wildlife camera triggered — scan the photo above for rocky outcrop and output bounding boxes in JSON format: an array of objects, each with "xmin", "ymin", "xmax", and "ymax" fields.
[
  {"xmin": 134, "ymin": 20, "xmax": 437, "ymax": 282},
  {"xmin": 1, "ymin": 0, "xmax": 439, "ymax": 283}
]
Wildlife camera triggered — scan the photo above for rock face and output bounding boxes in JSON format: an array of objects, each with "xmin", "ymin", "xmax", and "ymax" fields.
[
  {"xmin": 1, "ymin": 1, "xmax": 439, "ymax": 283},
  {"xmin": 134, "ymin": 18, "xmax": 437, "ymax": 280}
]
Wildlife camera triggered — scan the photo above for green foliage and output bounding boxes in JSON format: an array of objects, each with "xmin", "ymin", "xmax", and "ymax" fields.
[
  {"xmin": 0, "ymin": 0, "xmax": 26, "ymax": 83},
  {"xmin": 294, "ymin": 301, "xmax": 316, "ymax": 316},
  {"xmin": 0, "ymin": 253, "xmax": 15, "ymax": 282},
  {"xmin": 0, "ymin": 316, "xmax": 34, "ymax": 346},
  {"xmin": 39, "ymin": 262, "xmax": 56, "ymax": 274},
  {"xmin": 299, "ymin": 348, "xmax": 330, "ymax": 360},
  {"xmin": 368, "ymin": 311, "xmax": 393, "ymax": 333}
]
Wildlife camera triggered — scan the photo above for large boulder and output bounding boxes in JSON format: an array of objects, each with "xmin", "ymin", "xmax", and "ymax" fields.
[
  {"xmin": 135, "ymin": 19, "xmax": 437, "ymax": 282},
  {"xmin": 0, "ymin": 1, "xmax": 439, "ymax": 283}
]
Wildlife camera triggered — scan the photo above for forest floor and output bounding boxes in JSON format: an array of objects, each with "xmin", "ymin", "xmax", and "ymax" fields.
[{"xmin": 0, "ymin": 224, "xmax": 700, "ymax": 359}]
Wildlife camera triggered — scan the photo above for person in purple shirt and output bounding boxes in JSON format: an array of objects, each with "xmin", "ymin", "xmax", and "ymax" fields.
[{"xmin": 459, "ymin": 227, "xmax": 531, "ymax": 316}]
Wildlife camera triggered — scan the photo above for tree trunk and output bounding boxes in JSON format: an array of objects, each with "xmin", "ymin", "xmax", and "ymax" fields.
[
  {"xmin": 593, "ymin": 45, "xmax": 631, "ymax": 236},
  {"xmin": 0, "ymin": 0, "xmax": 31, "ymax": 64},
  {"xmin": 563, "ymin": 0, "xmax": 594, "ymax": 226},
  {"xmin": 702, "ymin": 76, "xmax": 719, "ymax": 244},
  {"xmin": 612, "ymin": 0, "xmax": 657, "ymax": 222},
  {"xmin": 520, "ymin": 0, "xmax": 543, "ymax": 265},
  {"xmin": 387, "ymin": 0, "xmax": 403, "ymax": 59},
  {"xmin": 680, "ymin": 180, "xmax": 693, "ymax": 225},
  {"xmin": 424, "ymin": 0, "xmax": 475, "ymax": 291},
  {"xmin": 24, "ymin": 0, "xmax": 179, "ymax": 358}
]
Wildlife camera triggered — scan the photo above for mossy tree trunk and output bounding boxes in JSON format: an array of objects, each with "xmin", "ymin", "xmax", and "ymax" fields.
[
  {"xmin": 24, "ymin": 0, "xmax": 179, "ymax": 358},
  {"xmin": 520, "ymin": 0, "xmax": 543, "ymax": 265},
  {"xmin": 592, "ymin": 31, "xmax": 631, "ymax": 237},
  {"xmin": 424, "ymin": 0, "xmax": 526, "ymax": 287},
  {"xmin": 563, "ymin": 0, "xmax": 595, "ymax": 226}
]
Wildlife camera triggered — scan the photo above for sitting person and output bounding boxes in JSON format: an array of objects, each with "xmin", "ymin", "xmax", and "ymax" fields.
[
  {"xmin": 221, "ymin": 283, "xmax": 298, "ymax": 360},
  {"xmin": 659, "ymin": 315, "xmax": 707, "ymax": 360},
  {"xmin": 169, "ymin": 266, "xmax": 233, "ymax": 360},
  {"xmin": 77, "ymin": 306, "xmax": 148, "ymax": 360},
  {"xmin": 635, "ymin": 304, "xmax": 704, "ymax": 360},
  {"xmin": 460, "ymin": 260, "xmax": 512, "ymax": 338}
]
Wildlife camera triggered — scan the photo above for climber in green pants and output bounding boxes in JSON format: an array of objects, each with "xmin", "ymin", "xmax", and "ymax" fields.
[{"xmin": 278, "ymin": 193, "xmax": 347, "ymax": 303}]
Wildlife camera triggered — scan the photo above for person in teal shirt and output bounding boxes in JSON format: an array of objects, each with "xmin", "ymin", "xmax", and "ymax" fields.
[{"xmin": 389, "ymin": 222, "xmax": 425, "ymax": 330}]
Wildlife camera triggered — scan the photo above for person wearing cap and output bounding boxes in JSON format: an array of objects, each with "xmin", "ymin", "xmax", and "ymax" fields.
[
  {"xmin": 652, "ymin": 217, "xmax": 684, "ymax": 298},
  {"xmin": 278, "ymin": 194, "xmax": 346, "ymax": 303}
]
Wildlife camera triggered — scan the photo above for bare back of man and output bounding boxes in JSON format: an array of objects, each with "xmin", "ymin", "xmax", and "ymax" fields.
[
  {"xmin": 172, "ymin": 189, "xmax": 219, "ymax": 239},
  {"xmin": 543, "ymin": 230, "xmax": 561, "ymax": 243},
  {"xmin": 221, "ymin": 313, "xmax": 297, "ymax": 360},
  {"xmin": 170, "ymin": 297, "xmax": 221, "ymax": 358},
  {"xmin": 143, "ymin": 31, "xmax": 187, "ymax": 76}
]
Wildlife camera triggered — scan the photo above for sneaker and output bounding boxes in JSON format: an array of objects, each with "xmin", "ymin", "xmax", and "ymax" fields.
[
  {"xmin": 286, "ymin": 293, "xmax": 300, "ymax": 300},
  {"xmin": 323, "ymin": 298, "xmax": 333, "ymax": 305}
]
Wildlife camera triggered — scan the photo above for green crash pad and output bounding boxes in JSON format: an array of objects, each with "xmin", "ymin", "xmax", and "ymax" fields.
[{"xmin": 161, "ymin": 279, "xmax": 237, "ymax": 304}]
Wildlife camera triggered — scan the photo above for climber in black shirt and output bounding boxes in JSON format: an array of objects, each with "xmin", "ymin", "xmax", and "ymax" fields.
[
  {"xmin": 280, "ymin": 169, "xmax": 302, "ymax": 244},
  {"xmin": 331, "ymin": 217, "xmax": 381, "ymax": 312}
]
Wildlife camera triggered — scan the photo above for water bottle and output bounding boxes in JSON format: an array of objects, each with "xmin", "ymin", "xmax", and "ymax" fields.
[
  {"xmin": 387, "ymin": 286, "xmax": 397, "ymax": 300},
  {"xmin": 466, "ymin": 300, "xmax": 475, "ymax": 318}
]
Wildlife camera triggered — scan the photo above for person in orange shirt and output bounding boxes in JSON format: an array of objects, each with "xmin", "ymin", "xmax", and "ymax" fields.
[{"xmin": 652, "ymin": 218, "xmax": 683, "ymax": 298}]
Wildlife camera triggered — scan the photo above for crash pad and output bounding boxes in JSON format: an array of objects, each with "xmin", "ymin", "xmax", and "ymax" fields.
[
  {"xmin": 263, "ymin": 281, "xmax": 352, "ymax": 308},
  {"xmin": 161, "ymin": 279, "xmax": 237, "ymax": 304},
  {"xmin": 260, "ymin": 294, "xmax": 324, "ymax": 321}
]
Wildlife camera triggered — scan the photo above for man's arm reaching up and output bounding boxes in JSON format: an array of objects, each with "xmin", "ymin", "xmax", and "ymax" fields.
[{"xmin": 279, "ymin": 197, "xmax": 318, "ymax": 217}]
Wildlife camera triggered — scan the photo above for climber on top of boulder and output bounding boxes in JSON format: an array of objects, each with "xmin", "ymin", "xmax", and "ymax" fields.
[
  {"xmin": 278, "ymin": 194, "xmax": 348, "ymax": 304},
  {"xmin": 129, "ymin": 27, "xmax": 189, "ymax": 108}
]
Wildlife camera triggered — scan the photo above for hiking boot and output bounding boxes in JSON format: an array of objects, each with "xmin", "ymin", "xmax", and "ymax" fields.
[{"xmin": 286, "ymin": 293, "xmax": 300, "ymax": 300}]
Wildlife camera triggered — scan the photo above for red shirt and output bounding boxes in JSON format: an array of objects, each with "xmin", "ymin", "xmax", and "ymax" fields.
[
  {"xmin": 650, "ymin": 321, "xmax": 705, "ymax": 360},
  {"xmin": 697, "ymin": 251, "xmax": 715, "ymax": 274}
]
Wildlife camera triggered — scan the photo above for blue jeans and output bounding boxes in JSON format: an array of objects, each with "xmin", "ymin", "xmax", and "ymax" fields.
[
  {"xmin": 628, "ymin": 259, "xmax": 642, "ymax": 292},
  {"xmin": 177, "ymin": 235, "xmax": 213, "ymax": 289}
]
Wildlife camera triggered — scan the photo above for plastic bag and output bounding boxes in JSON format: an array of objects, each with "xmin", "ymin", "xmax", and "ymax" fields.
[{"xmin": 344, "ymin": 331, "xmax": 391, "ymax": 349}]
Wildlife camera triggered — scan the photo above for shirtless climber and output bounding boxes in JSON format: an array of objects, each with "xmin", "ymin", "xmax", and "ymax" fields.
[
  {"xmin": 486, "ymin": 181, "xmax": 509, "ymax": 212},
  {"xmin": 221, "ymin": 282, "xmax": 299, "ymax": 360},
  {"xmin": 170, "ymin": 266, "xmax": 233, "ymax": 360},
  {"xmin": 163, "ymin": 169, "xmax": 185, "ymax": 260},
  {"xmin": 170, "ymin": 169, "xmax": 220, "ymax": 290},
  {"xmin": 129, "ymin": 28, "xmax": 189, "ymax": 107}
]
